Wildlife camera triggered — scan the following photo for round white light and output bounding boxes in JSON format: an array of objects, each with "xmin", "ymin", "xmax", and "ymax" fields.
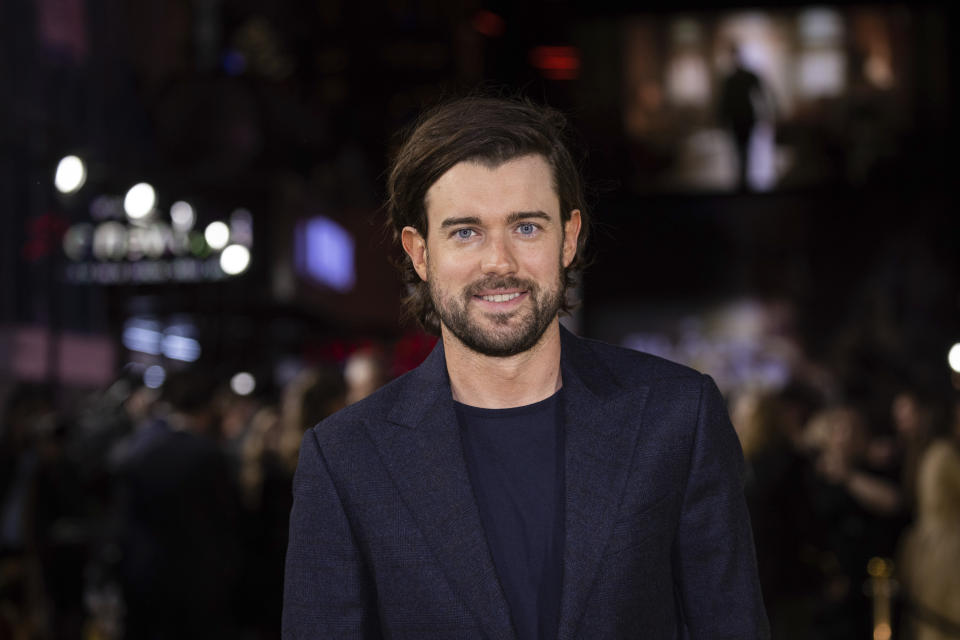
[
  {"xmin": 124, "ymin": 183, "xmax": 156, "ymax": 220},
  {"xmin": 54, "ymin": 155, "xmax": 87, "ymax": 194},
  {"xmin": 230, "ymin": 372, "xmax": 256, "ymax": 396},
  {"xmin": 204, "ymin": 221, "xmax": 230, "ymax": 250},
  {"xmin": 949, "ymin": 343, "xmax": 960, "ymax": 373},
  {"xmin": 143, "ymin": 365, "xmax": 166, "ymax": 389},
  {"xmin": 220, "ymin": 244, "xmax": 251, "ymax": 275},
  {"xmin": 170, "ymin": 201, "xmax": 195, "ymax": 230}
]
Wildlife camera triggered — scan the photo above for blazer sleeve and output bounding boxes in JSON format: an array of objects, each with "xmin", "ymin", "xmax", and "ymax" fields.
[
  {"xmin": 674, "ymin": 375, "xmax": 770, "ymax": 639},
  {"xmin": 281, "ymin": 428, "xmax": 382, "ymax": 639}
]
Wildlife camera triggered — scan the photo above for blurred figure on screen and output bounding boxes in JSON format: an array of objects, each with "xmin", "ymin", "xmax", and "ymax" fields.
[{"xmin": 718, "ymin": 44, "xmax": 776, "ymax": 192}]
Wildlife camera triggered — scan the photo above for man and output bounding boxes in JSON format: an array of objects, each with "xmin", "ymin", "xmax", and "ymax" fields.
[
  {"xmin": 283, "ymin": 96, "xmax": 769, "ymax": 639},
  {"xmin": 718, "ymin": 44, "xmax": 776, "ymax": 193}
]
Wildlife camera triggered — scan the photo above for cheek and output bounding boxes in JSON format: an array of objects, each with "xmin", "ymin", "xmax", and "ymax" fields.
[{"xmin": 428, "ymin": 253, "xmax": 473, "ymax": 287}]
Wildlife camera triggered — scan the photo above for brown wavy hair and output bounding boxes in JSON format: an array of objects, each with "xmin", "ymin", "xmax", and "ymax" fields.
[{"xmin": 386, "ymin": 95, "xmax": 591, "ymax": 334}]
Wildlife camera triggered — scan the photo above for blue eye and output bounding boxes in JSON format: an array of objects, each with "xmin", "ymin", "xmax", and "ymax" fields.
[
  {"xmin": 456, "ymin": 228, "xmax": 474, "ymax": 239},
  {"xmin": 518, "ymin": 223, "xmax": 536, "ymax": 235}
]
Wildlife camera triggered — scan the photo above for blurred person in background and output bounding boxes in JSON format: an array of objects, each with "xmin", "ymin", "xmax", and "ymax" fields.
[
  {"xmin": 31, "ymin": 412, "xmax": 89, "ymax": 640},
  {"xmin": 115, "ymin": 367, "xmax": 241, "ymax": 639},
  {"xmin": 953, "ymin": 396, "xmax": 960, "ymax": 444},
  {"xmin": 802, "ymin": 405, "xmax": 902, "ymax": 640},
  {"xmin": 218, "ymin": 384, "xmax": 263, "ymax": 474},
  {"xmin": 105, "ymin": 378, "xmax": 160, "ymax": 472},
  {"xmin": 236, "ymin": 402, "xmax": 285, "ymax": 640},
  {"xmin": 234, "ymin": 365, "xmax": 346, "ymax": 639},
  {"xmin": 897, "ymin": 438, "xmax": 960, "ymax": 640},
  {"xmin": 283, "ymin": 95, "xmax": 768, "ymax": 639},
  {"xmin": 277, "ymin": 365, "xmax": 346, "ymax": 475},
  {"xmin": 890, "ymin": 388, "xmax": 939, "ymax": 510},
  {"xmin": 732, "ymin": 384, "xmax": 820, "ymax": 639},
  {"xmin": 0, "ymin": 384, "xmax": 57, "ymax": 637},
  {"xmin": 343, "ymin": 348, "xmax": 387, "ymax": 406}
]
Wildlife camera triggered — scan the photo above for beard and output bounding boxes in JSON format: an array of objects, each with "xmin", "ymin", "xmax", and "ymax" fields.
[{"xmin": 429, "ymin": 269, "xmax": 565, "ymax": 358}]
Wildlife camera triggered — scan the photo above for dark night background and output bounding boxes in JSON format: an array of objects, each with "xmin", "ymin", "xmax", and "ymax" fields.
[{"xmin": 1, "ymin": 0, "xmax": 958, "ymax": 638}]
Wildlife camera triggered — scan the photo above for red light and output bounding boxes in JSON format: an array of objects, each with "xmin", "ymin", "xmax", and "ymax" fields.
[
  {"xmin": 472, "ymin": 10, "xmax": 505, "ymax": 38},
  {"xmin": 529, "ymin": 46, "xmax": 580, "ymax": 80},
  {"xmin": 23, "ymin": 212, "xmax": 69, "ymax": 262}
]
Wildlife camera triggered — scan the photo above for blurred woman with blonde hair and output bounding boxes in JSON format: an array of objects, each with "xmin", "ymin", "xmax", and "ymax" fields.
[{"xmin": 898, "ymin": 439, "xmax": 960, "ymax": 640}]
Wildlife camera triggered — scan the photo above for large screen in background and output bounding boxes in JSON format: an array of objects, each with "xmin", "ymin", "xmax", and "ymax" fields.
[{"xmin": 620, "ymin": 5, "xmax": 932, "ymax": 193}]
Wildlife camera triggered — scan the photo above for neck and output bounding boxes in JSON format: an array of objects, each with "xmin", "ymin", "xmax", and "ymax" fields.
[{"xmin": 441, "ymin": 320, "xmax": 563, "ymax": 409}]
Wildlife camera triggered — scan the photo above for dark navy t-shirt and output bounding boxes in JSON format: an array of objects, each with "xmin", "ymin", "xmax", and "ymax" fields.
[{"xmin": 455, "ymin": 390, "xmax": 565, "ymax": 640}]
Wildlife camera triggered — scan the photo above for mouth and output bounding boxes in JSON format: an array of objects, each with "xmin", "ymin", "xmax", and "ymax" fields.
[
  {"xmin": 471, "ymin": 289, "xmax": 528, "ymax": 308},
  {"xmin": 477, "ymin": 292, "xmax": 523, "ymax": 302}
]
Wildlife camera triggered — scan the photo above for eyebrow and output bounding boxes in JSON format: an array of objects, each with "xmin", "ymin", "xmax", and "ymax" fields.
[
  {"xmin": 439, "ymin": 216, "xmax": 481, "ymax": 229},
  {"xmin": 506, "ymin": 211, "xmax": 552, "ymax": 225},
  {"xmin": 439, "ymin": 211, "xmax": 552, "ymax": 229}
]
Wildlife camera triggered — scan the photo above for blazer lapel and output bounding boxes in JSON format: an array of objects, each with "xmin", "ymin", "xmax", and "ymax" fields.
[
  {"xmin": 557, "ymin": 330, "xmax": 650, "ymax": 640},
  {"xmin": 365, "ymin": 344, "xmax": 516, "ymax": 640}
]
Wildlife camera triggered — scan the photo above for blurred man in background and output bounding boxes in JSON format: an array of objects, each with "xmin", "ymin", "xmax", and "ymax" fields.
[{"xmin": 116, "ymin": 368, "xmax": 240, "ymax": 640}]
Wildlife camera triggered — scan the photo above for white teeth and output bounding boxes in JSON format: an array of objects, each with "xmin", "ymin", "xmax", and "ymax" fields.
[{"xmin": 480, "ymin": 293, "xmax": 521, "ymax": 302}]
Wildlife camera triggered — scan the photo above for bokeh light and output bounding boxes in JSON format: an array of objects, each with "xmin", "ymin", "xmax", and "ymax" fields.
[
  {"xmin": 143, "ymin": 365, "xmax": 166, "ymax": 389},
  {"xmin": 204, "ymin": 221, "xmax": 230, "ymax": 250},
  {"xmin": 124, "ymin": 183, "xmax": 156, "ymax": 220},
  {"xmin": 170, "ymin": 201, "xmax": 196, "ymax": 231},
  {"xmin": 220, "ymin": 244, "xmax": 251, "ymax": 275},
  {"xmin": 948, "ymin": 343, "xmax": 960, "ymax": 373},
  {"xmin": 54, "ymin": 155, "xmax": 87, "ymax": 194},
  {"xmin": 230, "ymin": 372, "xmax": 256, "ymax": 396}
]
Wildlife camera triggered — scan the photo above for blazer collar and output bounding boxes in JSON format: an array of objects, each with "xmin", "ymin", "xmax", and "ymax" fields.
[
  {"xmin": 371, "ymin": 326, "xmax": 650, "ymax": 640},
  {"xmin": 371, "ymin": 338, "xmax": 517, "ymax": 640},
  {"xmin": 556, "ymin": 327, "xmax": 651, "ymax": 639},
  {"xmin": 384, "ymin": 336, "xmax": 451, "ymax": 430}
]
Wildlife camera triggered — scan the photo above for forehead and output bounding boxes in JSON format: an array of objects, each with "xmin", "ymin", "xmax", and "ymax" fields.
[{"xmin": 424, "ymin": 154, "xmax": 560, "ymax": 226}]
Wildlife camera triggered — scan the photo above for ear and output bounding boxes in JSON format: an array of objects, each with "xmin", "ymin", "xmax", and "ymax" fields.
[
  {"xmin": 401, "ymin": 226, "xmax": 428, "ymax": 281},
  {"xmin": 561, "ymin": 209, "xmax": 582, "ymax": 268}
]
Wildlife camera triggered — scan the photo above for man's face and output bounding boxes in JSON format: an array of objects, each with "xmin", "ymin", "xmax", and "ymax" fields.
[{"xmin": 402, "ymin": 154, "xmax": 581, "ymax": 357}]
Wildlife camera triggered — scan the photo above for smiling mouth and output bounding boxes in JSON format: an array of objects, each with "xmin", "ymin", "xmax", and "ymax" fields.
[{"xmin": 477, "ymin": 292, "xmax": 523, "ymax": 303}]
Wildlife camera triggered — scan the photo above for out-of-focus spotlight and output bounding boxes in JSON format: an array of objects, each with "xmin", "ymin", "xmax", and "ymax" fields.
[
  {"xmin": 170, "ymin": 201, "xmax": 195, "ymax": 231},
  {"xmin": 204, "ymin": 221, "xmax": 230, "ymax": 250},
  {"xmin": 220, "ymin": 244, "xmax": 251, "ymax": 275},
  {"xmin": 143, "ymin": 365, "xmax": 166, "ymax": 389},
  {"xmin": 230, "ymin": 372, "xmax": 256, "ymax": 396},
  {"xmin": 55, "ymin": 155, "xmax": 86, "ymax": 194},
  {"xmin": 124, "ymin": 183, "xmax": 156, "ymax": 220},
  {"xmin": 948, "ymin": 343, "xmax": 960, "ymax": 373}
]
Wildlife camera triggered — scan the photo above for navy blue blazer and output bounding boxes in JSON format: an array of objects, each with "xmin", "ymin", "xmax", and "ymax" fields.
[{"xmin": 283, "ymin": 328, "xmax": 769, "ymax": 639}]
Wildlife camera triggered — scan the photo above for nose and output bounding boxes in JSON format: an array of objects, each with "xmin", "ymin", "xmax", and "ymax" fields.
[{"xmin": 480, "ymin": 232, "xmax": 517, "ymax": 276}]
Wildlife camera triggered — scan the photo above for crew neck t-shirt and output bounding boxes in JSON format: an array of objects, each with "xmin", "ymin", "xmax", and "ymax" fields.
[{"xmin": 455, "ymin": 390, "xmax": 565, "ymax": 640}]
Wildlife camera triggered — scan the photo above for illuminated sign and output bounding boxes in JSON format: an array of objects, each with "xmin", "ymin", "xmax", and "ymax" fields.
[{"xmin": 63, "ymin": 197, "xmax": 253, "ymax": 284}]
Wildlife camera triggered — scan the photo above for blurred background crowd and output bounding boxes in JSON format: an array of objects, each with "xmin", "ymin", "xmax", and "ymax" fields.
[{"xmin": 1, "ymin": 0, "xmax": 958, "ymax": 638}]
